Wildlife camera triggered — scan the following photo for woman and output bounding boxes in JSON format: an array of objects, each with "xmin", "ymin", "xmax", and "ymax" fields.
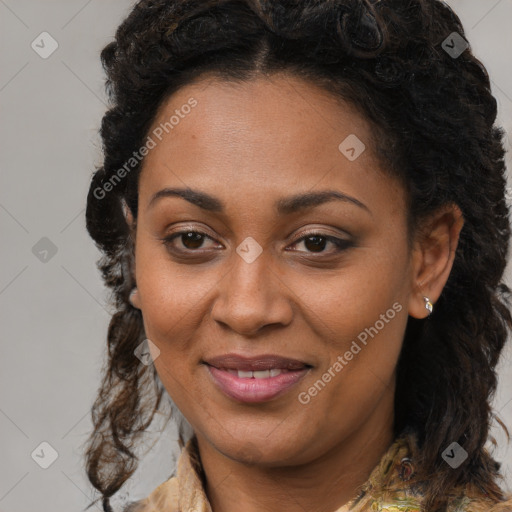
[{"xmin": 84, "ymin": 0, "xmax": 512, "ymax": 511}]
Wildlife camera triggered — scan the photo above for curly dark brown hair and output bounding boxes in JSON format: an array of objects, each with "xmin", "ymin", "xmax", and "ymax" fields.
[{"xmin": 83, "ymin": 0, "xmax": 512, "ymax": 511}]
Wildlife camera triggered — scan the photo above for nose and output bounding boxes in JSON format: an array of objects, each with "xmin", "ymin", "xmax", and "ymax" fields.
[{"xmin": 210, "ymin": 248, "xmax": 294, "ymax": 337}]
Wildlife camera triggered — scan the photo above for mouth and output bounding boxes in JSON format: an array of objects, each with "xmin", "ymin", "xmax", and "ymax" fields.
[
  {"xmin": 202, "ymin": 353, "xmax": 313, "ymax": 403},
  {"xmin": 214, "ymin": 368, "xmax": 297, "ymax": 378},
  {"xmin": 203, "ymin": 353, "xmax": 312, "ymax": 372}
]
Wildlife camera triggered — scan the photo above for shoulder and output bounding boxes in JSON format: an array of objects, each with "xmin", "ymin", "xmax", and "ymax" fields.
[
  {"xmin": 121, "ymin": 435, "xmax": 211, "ymax": 512},
  {"xmin": 449, "ymin": 495, "xmax": 512, "ymax": 512},
  {"xmin": 121, "ymin": 477, "xmax": 180, "ymax": 512},
  {"xmin": 360, "ymin": 431, "xmax": 512, "ymax": 512}
]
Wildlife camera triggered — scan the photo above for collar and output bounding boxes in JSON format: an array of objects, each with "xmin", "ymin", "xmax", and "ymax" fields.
[
  {"xmin": 134, "ymin": 431, "xmax": 424, "ymax": 512},
  {"xmin": 176, "ymin": 435, "xmax": 213, "ymax": 512}
]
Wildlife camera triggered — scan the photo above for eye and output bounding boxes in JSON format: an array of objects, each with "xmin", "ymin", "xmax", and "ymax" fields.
[
  {"xmin": 288, "ymin": 233, "xmax": 353, "ymax": 255},
  {"xmin": 160, "ymin": 229, "xmax": 353, "ymax": 257},
  {"xmin": 161, "ymin": 230, "xmax": 220, "ymax": 253}
]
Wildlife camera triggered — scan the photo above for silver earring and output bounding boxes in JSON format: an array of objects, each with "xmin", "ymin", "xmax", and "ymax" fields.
[{"xmin": 423, "ymin": 296, "xmax": 433, "ymax": 315}]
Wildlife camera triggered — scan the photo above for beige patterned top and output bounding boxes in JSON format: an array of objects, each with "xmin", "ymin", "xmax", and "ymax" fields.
[{"xmin": 124, "ymin": 432, "xmax": 512, "ymax": 512}]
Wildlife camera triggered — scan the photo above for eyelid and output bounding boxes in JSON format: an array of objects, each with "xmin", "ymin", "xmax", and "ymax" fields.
[
  {"xmin": 290, "ymin": 226, "xmax": 352, "ymax": 241},
  {"xmin": 163, "ymin": 224, "xmax": 351, "ymax": 243},
  {"xmin": 165, "ymin": 223, "xmax": 219, "ymax": 241},
  {"xmin": 286, "ymin": 233, "xmax": 353, "ymax": 254},
  {"xmin": 161, "ymin": 224, "xmax": 353, "ymax": 256}
]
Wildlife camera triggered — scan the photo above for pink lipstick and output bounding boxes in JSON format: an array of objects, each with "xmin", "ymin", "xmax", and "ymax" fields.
[{"xmin": 203, "ymin": 353, "xmax": 311, "ymax": 403}]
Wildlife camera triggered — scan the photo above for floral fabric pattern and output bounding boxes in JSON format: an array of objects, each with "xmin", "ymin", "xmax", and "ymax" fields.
[{"xmin": 123, "ymin": 432, "xmax": 512, "ymax": 512}]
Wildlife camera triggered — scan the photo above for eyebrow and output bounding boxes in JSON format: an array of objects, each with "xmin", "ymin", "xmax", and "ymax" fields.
[{"xmin": 147, "ymin": 187, "xmax": 371, "ymax": 216}]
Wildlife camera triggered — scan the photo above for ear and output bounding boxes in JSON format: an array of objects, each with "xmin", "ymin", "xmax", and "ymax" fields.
[
  {"xmin": 129, "ymin": 287, "xmax": 141, "ymax": 309},
  {"xmin": 121, "ymin": 199, "xmax": 141, "ymax": 309},
  {"xmin": 122, "ymin": 198, "xmax": 136, "ymax": 231},
  {"xmin": 408, "ymin": 203, "xmax": 464, "ymax": 319}
]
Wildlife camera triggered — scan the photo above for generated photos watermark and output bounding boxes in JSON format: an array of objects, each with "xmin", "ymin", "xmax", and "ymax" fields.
[
  {"xmin": 93, "ymin": 97, "xmax": 198, "ymax": 200},
  {"xmin": 298, "ymin": 301, "xmax": 403, "ymax": 405}
]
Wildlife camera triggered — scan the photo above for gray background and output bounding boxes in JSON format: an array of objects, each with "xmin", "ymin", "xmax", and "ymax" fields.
[{"xmin": 1, "ymin": 1, "xmax": 511, "ymax": 511}]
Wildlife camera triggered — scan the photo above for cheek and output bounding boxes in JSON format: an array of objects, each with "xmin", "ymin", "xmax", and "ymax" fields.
[
  {"xmin": 134, "ymin": 236, "xmax": 216, "ymax": 335},
  {"xmin": 297, "ymin": 294, "xmax": 407, "ymax": 404},
  {"xmin": 294, "ymin": 235, "xmax": 410, "ymax": 404},
  {"xmin": 297, "ymin": 232, "xmax": 410, "ymax": 349},
  {"xmin": 134, "ymin": 238, "xmax": 225, "ymax": 414},
  {"xmin": 294, "ymin": 304, "xmax": 407, "ymax": 450}
]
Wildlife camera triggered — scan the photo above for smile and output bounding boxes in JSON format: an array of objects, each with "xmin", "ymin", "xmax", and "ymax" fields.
[{"xmin": 205, "ymin": 364, "xmax": 310, "ymax": 403}]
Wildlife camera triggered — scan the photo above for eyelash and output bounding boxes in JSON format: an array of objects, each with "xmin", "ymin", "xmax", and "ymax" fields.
[{"xmin": 160, "ymin": 229, "xmax": 353, "ymax": 257}]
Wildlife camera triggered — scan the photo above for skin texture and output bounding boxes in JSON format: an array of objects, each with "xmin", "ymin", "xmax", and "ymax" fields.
[{"xmin": 127, "ymin": 73, "xmax": 464, "ymax": 512}]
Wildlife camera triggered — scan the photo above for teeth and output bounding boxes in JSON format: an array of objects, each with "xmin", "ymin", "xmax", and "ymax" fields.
[
  {"xmin": 222, "ymin": 368, "xmax": 285, "ymax": 378},
  {"xmin": 253, "ymin": 370, "xmax": 270, "ymax": 379}
]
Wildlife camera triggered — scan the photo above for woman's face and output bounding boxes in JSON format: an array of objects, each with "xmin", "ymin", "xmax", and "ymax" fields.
[{"xmin": 130, "ymin": 73, "xmax": 420, "ymax": 466}]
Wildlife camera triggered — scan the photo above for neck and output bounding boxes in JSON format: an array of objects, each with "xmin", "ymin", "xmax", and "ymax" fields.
[{"xmin": 195, "ymin": 403, "xmax": 395, "ymax": 512}]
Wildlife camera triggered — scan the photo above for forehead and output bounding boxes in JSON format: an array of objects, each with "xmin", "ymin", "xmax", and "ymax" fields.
[
  {"xmin": 137, "ymin": 73, "xmax": 404, "ymax": 219},
  {"xmin": 148, "ymin": 72, "xmax": 373, "ymax": 161}
]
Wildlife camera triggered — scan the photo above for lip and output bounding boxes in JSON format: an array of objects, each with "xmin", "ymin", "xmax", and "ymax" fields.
[
  {"xmin": 203, "ymin": 353, "xmax": 310, "ymax": 372},
  {"xmin": 205, "ymin": 364, "xmax": 310, "ymax": 403}
]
